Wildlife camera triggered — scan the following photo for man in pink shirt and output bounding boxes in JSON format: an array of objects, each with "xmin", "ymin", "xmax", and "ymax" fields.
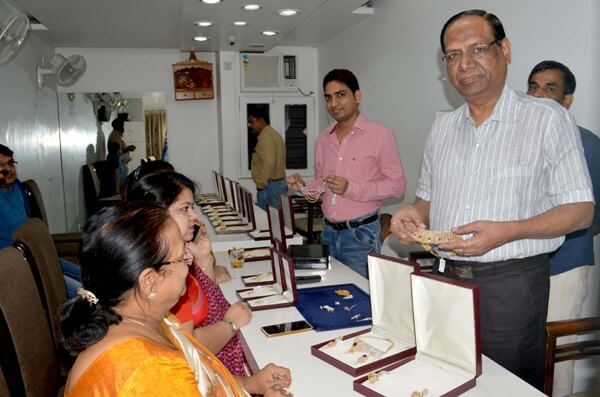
[{"xmin": 287, "ymin": 69, "xmax": 406, "ymax": 278}]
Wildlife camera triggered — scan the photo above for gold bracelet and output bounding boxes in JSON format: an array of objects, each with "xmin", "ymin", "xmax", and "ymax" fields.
[{"xmin": 224, "ymin": 319, "xmax": 238, "ymax": 334}]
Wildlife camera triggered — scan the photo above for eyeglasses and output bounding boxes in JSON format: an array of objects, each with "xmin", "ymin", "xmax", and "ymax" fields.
[
  {"xmin": 442, "ymin": 40, "xmax": 500, "ymax": 66},
  {"xmin": 0, "ymin": 160, "xmax": 17, "ymax": 168},
  {"xmin": 157, "ymin": 251, "xmax": 193, "ymax": 267}
]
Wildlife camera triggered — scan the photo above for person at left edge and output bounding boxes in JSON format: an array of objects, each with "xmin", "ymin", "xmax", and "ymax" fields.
[
  {"xmin": 0, "ymin": 143, "xmax": 81, "ymax": 299},
  {"xmin": 248, "ymin": 106, "xmax": 288, "ymax": 210},
  {"xmin": 287, "ymin": 69, "xmax": 406, "ymax": 278}
]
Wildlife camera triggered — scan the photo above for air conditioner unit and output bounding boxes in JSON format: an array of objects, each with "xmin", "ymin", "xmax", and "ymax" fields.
[{"xmin": 240, "ymin": 53, "xmax": 297, "ymax": 92}]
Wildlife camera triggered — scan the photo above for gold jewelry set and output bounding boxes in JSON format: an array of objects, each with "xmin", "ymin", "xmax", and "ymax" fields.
[
  {"xmin": 410, "ymin": 229, "xmax": 462, "ymax": 258},
  {"xmin": 325, "ymin": 335, "xmax": 395, "ymax": 365},
  {"xmin": 366, "ymin": 370, "xmax": 428, "ymax": 396}
]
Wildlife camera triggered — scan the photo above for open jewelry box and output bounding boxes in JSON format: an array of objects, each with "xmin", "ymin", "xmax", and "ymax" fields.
[
  {"xmin": 353, "ymin": 272, "xmax": 481, "ymax": 397},
  {"xmin": 311, "ymin": 254, "xmax": 418, "ymax": 376},
  {"xmin": 240, "ymin": 248, "xmax": 276, "ymax": 286},
  {"xmin": 235, "ymin": 250, "xmax": 298, "ymax": 310}
]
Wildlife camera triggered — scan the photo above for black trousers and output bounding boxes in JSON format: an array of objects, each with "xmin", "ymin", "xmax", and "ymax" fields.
[{"xmin": 437, "ymin": 254, "xmax": 550, "ymax": 390}]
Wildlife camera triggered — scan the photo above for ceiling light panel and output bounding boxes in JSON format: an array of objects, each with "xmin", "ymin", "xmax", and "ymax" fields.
[
  {"xmin": 201, "ymin": 0, "xmax": 222, "ymax": 4},
  {"xmin": 277, "ymin": 9, "xmax": 300, "ymax": 16},
  {"xmin": 193, "ymin": 36, "xmax": 210, "ymax": 41},
  {"xmin": 260, "ymin": 30, "xmax": 279, "ymax": 36},
  {"xmin": 194, "ymin": 21, "xmax": 214, "ymax": 27},
  {"xmin": 242, "ymin": 4, "xmax": 262, "ymax": 11},
  {"xmin": 232, "ymin": 21, "xmax": 248, "ymax": 26}
]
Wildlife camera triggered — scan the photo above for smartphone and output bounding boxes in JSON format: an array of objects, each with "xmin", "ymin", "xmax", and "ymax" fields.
[
  {"xmin": 261, "ymin": 320, "xmax": 313, "ymax": 338},
  {"xmin": 192, "ymin": 222, "xmax": 207, "ymax": 243}
]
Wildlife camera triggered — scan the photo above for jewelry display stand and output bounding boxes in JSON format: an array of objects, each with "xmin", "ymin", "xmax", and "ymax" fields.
[
  {"xmin": 236, "ymin": 250, "xmax": 298, "ymax": 310},
  {"xmin": 311, "ymin": 255, "xmax": 418, "ymax": 376},
  {"xmin": 353, "ymin": 272, "xmax": 481, "ymax": 397}
]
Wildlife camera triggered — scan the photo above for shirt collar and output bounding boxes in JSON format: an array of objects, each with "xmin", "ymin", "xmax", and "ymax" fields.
[
  {"xmin": 463, "ymin": 83, "xmax": 518, "ymax": 124},
  {"xmin": 326, "ymin": 112, "xmax": 367, "ymax": 135}
]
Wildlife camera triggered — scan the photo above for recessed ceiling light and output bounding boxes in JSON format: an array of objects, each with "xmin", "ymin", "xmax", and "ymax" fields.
[
  {"xmin": 201, "ymin": 0, "xmax": 222, "ymax": 4},
  {"xmin": 242, "ymin": 4, "xmax": 261, "ymax": 11},
  {"xmin": 232, "ymin": 21, "xmax": 248, "ymax": 26},
  {"xmin": 194, "ymin": 21, "xmax": 213, "ymax": 27},
  {"xmin": 260, "ymin": 30, "xmax": 279, "ymax": 36},
  {"xmin": 277, "ymin": 9, "xmax": 300, "ymax": 16},
  {"xmin": 193, "ymin": 36, "xmax": 210, "ymax": 42}
]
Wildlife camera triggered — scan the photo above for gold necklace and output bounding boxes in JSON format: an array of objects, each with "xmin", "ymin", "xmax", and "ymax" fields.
[{"xmin": 122, "ymin": 316, "xmax": 172, "ymax": 346}]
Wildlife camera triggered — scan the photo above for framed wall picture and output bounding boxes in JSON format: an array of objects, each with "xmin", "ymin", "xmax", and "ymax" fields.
[{"xmin": 172, "ymin": 52, "xmax": 214, "ymax": 100}]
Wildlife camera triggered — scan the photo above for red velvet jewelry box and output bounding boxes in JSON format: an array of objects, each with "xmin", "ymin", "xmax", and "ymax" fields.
[
  {"xmin": 236, "ymin": 250, "xmax": 298, "ymax": 311},
  {"xmin": 241, "ymin": 248, "xmax": 276, "ymax": 286},
  {"xmin": 311, "ymin": 254, "xmax": 419, "ymax": 377},
  {"xmin": 353, "ymin": 272, "xmax": 481, "ymax": 397}
]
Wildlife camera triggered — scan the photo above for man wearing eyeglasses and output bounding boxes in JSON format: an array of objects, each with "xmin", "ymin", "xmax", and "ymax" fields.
[
  {"xmin": 391, "ymin": 10, "xmax": 594, "ymax": 389},
  {"xmin": 527, "ymin": 60, "xmax": 600, "ymax": 396},
  {"xmin": 0, "ymin": 144, "xmax": 28, "ymax": 249},
  {"xmin": 0, "ymin": 143, "xmax": 82, "ymax": 298}
]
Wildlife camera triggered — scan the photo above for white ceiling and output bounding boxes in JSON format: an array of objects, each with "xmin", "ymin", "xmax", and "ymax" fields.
[{"xmin": 12, "ymin": 0, "xmax": 370, "ymax": 52}]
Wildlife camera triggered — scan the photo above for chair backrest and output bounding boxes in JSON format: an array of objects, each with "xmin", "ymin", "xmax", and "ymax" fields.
[
  {"xmin": 0, "ymin": 247, "xmax": 61, "ymax": 397},
  {"xmin": 21, "ymin": 179, "xmax": 49, "ymax": 226},
  {"xmin": 544, "ymin": 317, "xmax": 600, "ymax": 396},
  {"xmin": 82, "ymin": 163, "xmax": 101, "ymax": 214},
  {"xmin": 12, "ymin": 218, "xmax": 67, "ymax": 350}
]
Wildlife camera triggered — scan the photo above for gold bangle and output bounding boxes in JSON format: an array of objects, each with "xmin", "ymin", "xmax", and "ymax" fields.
[{"xmin": 224, "ymin": 319, "xmax": 238, "ymax": 334}]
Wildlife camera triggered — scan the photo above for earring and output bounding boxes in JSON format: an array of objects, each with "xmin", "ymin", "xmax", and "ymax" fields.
[{"xmin": 147, "ymin": 291, "xmax": 157, "ymax": 300}]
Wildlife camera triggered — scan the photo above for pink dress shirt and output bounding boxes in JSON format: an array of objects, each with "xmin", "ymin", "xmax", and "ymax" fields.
[{"xmin": 305, "ymin": 113, "xmax": 406, "ymax": 222}]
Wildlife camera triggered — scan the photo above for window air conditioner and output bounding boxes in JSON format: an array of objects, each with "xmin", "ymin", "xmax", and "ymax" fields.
[{"xmin": 240, "ymin": 53, "xmax": 297, "ymax": 92}]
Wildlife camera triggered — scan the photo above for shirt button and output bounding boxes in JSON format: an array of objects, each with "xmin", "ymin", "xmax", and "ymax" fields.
[
  {"xmin": 465, "ymin": 205, "xmax": 471, "ymax": 210},
  {"xmin": 339, "ymin": 157, "xmax": 343, "ymax": 160}
]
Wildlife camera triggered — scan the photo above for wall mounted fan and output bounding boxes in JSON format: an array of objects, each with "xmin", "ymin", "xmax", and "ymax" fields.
[
  {"xmin": 0, "ymin": 7, "xmax": 30, "ymax": 66},
  {"xmin": 36, "ymin": 53, "xmax": 87, "ymax": 89}
]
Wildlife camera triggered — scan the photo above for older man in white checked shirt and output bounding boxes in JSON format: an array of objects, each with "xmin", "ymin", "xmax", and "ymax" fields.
[{"xmin": 391, "ymin": 10, "xmax": 594, "ymax": 391}]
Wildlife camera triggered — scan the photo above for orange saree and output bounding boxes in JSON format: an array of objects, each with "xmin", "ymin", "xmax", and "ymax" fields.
[{"xmin": 65, "ymin": 318, "xmax": 248, "ymax": 397}]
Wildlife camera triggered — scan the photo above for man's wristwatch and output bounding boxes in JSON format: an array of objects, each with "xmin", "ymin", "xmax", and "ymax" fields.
[{"xmin": 224, "ymin": 319, "xmax": 238, "ymax": 334}]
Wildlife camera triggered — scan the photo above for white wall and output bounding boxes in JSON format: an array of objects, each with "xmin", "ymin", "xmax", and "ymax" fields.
[
  {"xmin": 318, "ymin": 0, "xmax": 600, "ymax": 389},
  {"xmin": 55, "ymin": 48, "xmax": 220, "ymax": 192},
  {"xmin": 0, "ymin": 32, "xmax": 66, "ymax": 233}
]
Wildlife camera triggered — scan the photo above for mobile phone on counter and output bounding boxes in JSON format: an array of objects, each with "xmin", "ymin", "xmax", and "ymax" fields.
[{"xmin": 260, "ymin": 320, "xmax": 313, "ymax": 338}]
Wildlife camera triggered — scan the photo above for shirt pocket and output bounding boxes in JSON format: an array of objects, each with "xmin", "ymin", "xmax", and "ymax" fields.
[{"xmin": 348, "ymin": 155, "xmax": 377, "ymax": 181}]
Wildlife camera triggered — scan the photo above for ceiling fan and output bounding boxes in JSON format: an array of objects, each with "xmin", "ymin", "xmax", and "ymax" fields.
[
  {"xmin": 0, "ymin": 0, "xmax": 30, "ymax": 66},
  {"xmin": 36, "ymin": 53, "xmax": 87, "ymax": 89}
]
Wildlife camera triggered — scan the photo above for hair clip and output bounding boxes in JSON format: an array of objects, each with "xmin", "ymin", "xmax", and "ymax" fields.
[{"xmin": 77, "ymin": 287, "xmax": 99, "ymax": 305}]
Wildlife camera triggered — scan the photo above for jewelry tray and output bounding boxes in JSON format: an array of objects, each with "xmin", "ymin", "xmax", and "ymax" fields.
[
  {"xmin": 311, "ymin": 255, "xmax": 418, "ymax": 376},
  {"xmin": 235, "ymin": 250, "xmax": 298, "ymax": 311},
  {"xmin": 353, "ymin": 272, "xmax": 481, "ymax": 397}
]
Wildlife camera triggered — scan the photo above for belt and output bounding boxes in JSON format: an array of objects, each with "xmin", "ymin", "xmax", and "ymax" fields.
[
  {"xmin": 446, "ymin": 254, "xmax": 549, "ymax": 279},
  {"xmin": 324, "ymin": 213, "xmax": 379, "ymax": 231},
  {"xmin": 268, "ymin": 178, "xmax": 285, "ymax": 183}
]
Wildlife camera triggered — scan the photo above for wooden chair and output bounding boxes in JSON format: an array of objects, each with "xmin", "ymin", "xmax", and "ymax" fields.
[
  {"xmin": 21, "ymin": 178, "xmax": 81, "ymax": 263},
  {"xmin": 286, "ymin": 195, "xmax": 323, "ymax": 243},
  {"xmin": 12, "ymin": 218, "xmax": 69, "ymax": 351},
  {"xmin": 0, "ymin": 247, "xmax": 64, "ymax": 397},
  {"xmin": 544, "ymin": 317, "xmax": 600, "ymax": 396},
  {"xmin": 82, "ymin": 162, "xmax": 120, "ymax": 216}
]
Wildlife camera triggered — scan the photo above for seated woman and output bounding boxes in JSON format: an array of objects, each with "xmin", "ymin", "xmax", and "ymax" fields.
[
  {"xmin": 59, "ymin": 203, "xmax": 292, "ymax": 396},
  {"xmin": 126, "ymin": 171, "xmax": 248, "ymax": 375}
]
